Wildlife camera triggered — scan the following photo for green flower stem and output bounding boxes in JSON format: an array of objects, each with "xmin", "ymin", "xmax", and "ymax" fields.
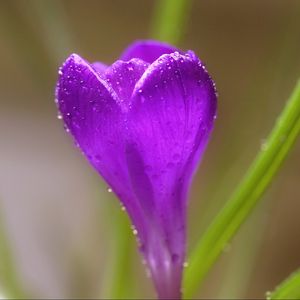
[
  {"xmin": 100, "ymin": 201, "xmax": 134, "ymax": 299},
  {"xmin": 268, "ymin": 269, "xmax": 300, "ymax": 299},
  {"xmin": 183, "ymin": 80, "xmax": 300, "ymax": 298},
  {"xmin": 151, "ymin": 0, "xmax": 191, "ymax": 45}
]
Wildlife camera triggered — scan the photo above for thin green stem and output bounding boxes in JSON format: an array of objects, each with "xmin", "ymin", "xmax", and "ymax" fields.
[
  {"xmin": 100, "ymin": 202, "xmax": 134, "ymax": 299},
  {"xmin": 151, "ymin": 0, "xmax": 191, "ymax": 45},
  {"xmin": 267, "ymin": 269, "xmax": 300, "ymax": 299},
  {"xmin": 183, "ymin": 80, "xmax": 300, "ymax": 298}
]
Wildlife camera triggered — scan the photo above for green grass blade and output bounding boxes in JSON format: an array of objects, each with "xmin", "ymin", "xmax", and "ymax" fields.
[
  {"xmin": 267, "ymin": 269, "xmax": 300, "ymax": 300},
  {"xmin": 183, "ymin": 80, "xmax": 300, "ymax": 298},
  {"xmin": 151, "ymin": 0, "xmax": 191, "ymax": 45}
]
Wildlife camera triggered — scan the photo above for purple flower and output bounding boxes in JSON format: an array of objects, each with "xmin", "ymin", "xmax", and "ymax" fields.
[{"xmin": 55, "ymin": 40, "xmax": 217, "ymax": 299}]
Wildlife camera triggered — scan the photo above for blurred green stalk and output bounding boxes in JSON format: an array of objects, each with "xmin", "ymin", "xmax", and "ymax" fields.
[
  {"xmin": 151, "ymin": 0, "xmax": 191, "ymax": 45},
  {"xmin": 183, "ymin": 80, "xmax": 300, "ymax": 298},
  {"xmin": 100, "ymin": 201, "xmax": 134, "ymax": 299},
  {"xmin": 0, "ymin": 210, "xmax": 26, "ymax": 298},
  {"xmin": 268, "ymin": 269, "xmax": 300, "ymax": 299}
]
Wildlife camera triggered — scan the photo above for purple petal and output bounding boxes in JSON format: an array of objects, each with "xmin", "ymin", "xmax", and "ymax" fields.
[
  {"xmin": 91, "ymin": 61, "xmax": 107, "ymax": 74},
  {"xmin": 127, "ymin": 51, "xmax": 217, "ymax": 298},
  {"xmin": 120, "ymin": 39, "xmax": 180, "ymax": 63},
  {"xmin": 103, "ymin": 58, "xmax": 149, "ymax": 106},
  {"xmin": 55, "ymin": 54, "xmax": 149, "ymax": 241}
]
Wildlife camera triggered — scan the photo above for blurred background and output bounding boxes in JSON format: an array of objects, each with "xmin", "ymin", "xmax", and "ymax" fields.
[{"xmin": 0, "ymin": 0, "xmax": 300, "ymax": 299}]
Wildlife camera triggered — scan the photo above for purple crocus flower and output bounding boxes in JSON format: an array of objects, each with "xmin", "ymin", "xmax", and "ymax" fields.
[{"xmin": 55, "ymin": 40, "xmax": 217, "ymax": 299}]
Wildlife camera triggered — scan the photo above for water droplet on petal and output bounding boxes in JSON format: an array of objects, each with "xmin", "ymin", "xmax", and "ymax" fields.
[
  {"xmin": 183, "ymin": 261, "xmax": 189, "ymax": 268},
  {"xmin": 57, "ymin": 114, "xmax": 62, "ymax": 120},
  {"xmin": 131, "ymin": 225, "xmax": 138, "ymax": 235},
  {"xmin": 64, "ymin": 124, "xmax": 70, "ymax": 133},
  {"xmin": 94, "ymin": 155, "xmax": 101, "ymax": 163},
  {"xmin": 107, "ymin": 188, "xmax": 112, "ymax": 193}
]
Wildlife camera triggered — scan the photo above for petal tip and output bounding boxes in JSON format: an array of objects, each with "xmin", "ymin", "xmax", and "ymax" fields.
[{"xmin": 120, "ymin": 39, "xmax": 180, "ymax": 64}]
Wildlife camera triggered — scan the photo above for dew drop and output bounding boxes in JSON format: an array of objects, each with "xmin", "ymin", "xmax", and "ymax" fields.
[
  {"xmin": 183, "ymin": 261, "xmax": 189, "ymax": 268},
  {"xmin": 57, "ymin": 114, "xmax": 62, "ymax": 120},
  {"xmin": 64, "ymin": 124, "xmax": 70, "ymax": 133},
  {"xmin": 260, "ymin": 139, "xmax": 268, "ymax": 151},
  {"xmin": 131, "ymin": 225, "xmax": 138, "ymax": 235},
  {"xmin": 94, "ymin": 155, "xmax": 101, "ymax": 163},
  {"xmin": 107, "ymin": 188, "xmax": 112, "ymax": 193}
]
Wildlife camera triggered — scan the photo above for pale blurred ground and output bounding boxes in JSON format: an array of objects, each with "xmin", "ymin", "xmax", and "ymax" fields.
[{"xmin": 0, "ymin": 0, "xmax": 300, "ymax": 299}]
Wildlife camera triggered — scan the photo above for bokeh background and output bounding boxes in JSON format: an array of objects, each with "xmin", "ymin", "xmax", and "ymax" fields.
[{"xmin": 0, "ymin": 0, "xmax": 300, "ymax": 299}]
